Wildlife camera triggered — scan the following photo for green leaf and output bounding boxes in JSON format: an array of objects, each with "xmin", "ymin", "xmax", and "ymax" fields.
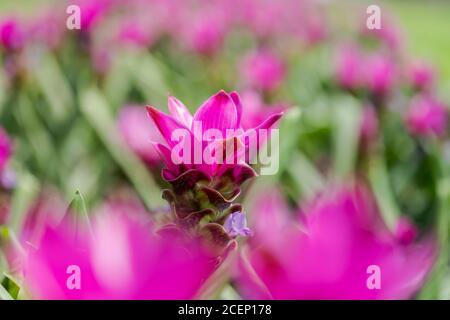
[
  {"xmin": 10, "ymin": 170, "xmax": 40, "ymax": 233},
  {"xmin": 14, "ymin": 93, "xmax": 57, "ymax": 177},
  {"xmin": 32, "ymin": 52, "xmax": 74, "ymax": 124},
  {"xmin": 368, "ymin": 155, "xmax": 400, "ymax": 231},
  {"xmin": 79, "ymin": 88, "xmax": 164, "ymax": 209},
  {"xmin": 126, "ymin": 52, "xmax": 169, "ymax": 106},
  {"xmin": 287, "ymin": 151, "xmax": 325, "ymax": 200},
  {"xmin": 332, "ymin": 96, "xmax": 361, "ymax": 180},
  {"xmin": 277, "ymin": 107, "xmax": 303, "ymax": 174},
  {"xmin": 64, "ymin": 190, "xmax": 93, "ymax": 239},
  {"xmin": 0, "ymin": 283, "xmax": 13, "ymax": 300}
]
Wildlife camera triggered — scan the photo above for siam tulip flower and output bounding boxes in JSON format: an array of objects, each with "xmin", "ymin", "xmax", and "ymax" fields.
[
  {"xmin": 72, "ymin": 0, "xmax": 112, "ymax": 32},
  {"xmin": 406, "ymin": 61, "xmax": 435, "ymax": 92},
  {"xmin": 184, "ymin": 17, "xmax": 226, "ymax": 54},
  {"xmin": 237, "ymin": 0, "xmax": 324, "ymax": 43},
  {"xmin": 147, "ymin": 90, "xmax": 283, "ymax": 180},
  {"xmin": 335, "ymin": 45, "xmax": 364, "ymax": 91},
  {"xmin": 118, "ymin": 106, "xmax": 162, "ymax": 167},
  {"xmin": 405, "ymin": 95, "xmax": 448, "ymax": 137},
  {"xmin": 238, "ymin": 0, "xmax": 286, "ymax": 38},
  {"xmin": 237, "ymin": 185, "xmax": 435, "ymax": 299},
  {"xmin": 179, "ymin": 12, "xmax": 228, "ymax": 55},
  {"xmin": 146, "ymin": 91, "xmax": 282, "ymax": 250},
  {"xmin": 364, "ymin": 54, "xmax": 396, "ymax": 97},
  {"xmin": 24, "ymin": 212, "xmax": 219, "ymax": 299},
  {"xmin": 0, "ymin": 17, "xmax": 25, "ymax": 51},
  {"xmin": 116, "ymin": 20, "xmax": 156, "ymax": 49},
  {"xmin": 242, "ymin": 50, "xmax": 285, "ymax": 91},
  {"xmin": 395, "ymin": 217, "xmax": 418, "ymax": 246}
]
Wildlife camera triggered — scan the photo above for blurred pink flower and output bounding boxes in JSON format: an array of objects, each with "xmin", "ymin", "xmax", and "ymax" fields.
[
  {"xmin": 73, "ymin": 0, "xmax": 112, "ymax": 32},
  {"xmin": 0, "ymin": 127, "xmax": 12, "ymax": 174},
  {"xmin": 0, "ymin": 17, "xmax": 25, "ymax": 51},
  {"xmin": 147, "ymin": 90, "xmax": 283, "ymax": 180},
  {"xmin": 364, "ymin": 54, "xmax": 396, "ymax": 96},
  {"xmin": 24, "ymin": 213, "xmax": 217, "ymax": 299},
  {"xmin": 395, "ymin": 217, "xmax": 418, "ymax": 246},
  {"xmin": 335, "ymin": 45, "xmax": 364, "ymax": 91},
  {"xmin": 405, "ymin": 95, "xmax": 448, "ymax": 137},
  {"xmin": 176, "ymin": 1, "xmax": 231, "ymax": 55},
  {"xmin": 29, "ymin": 11, "xmax": 65, "ymax": 49},
  {"xmin": 242, "ymin": 50, "xmax": 285, "ymax": 91},
  {"xmin": 237, "ymin": 185, "xmax": 435, "ymax": 299},
  {"xmin": 406, "ymin": 61, "xmax": 435, "ymax": 92},
  {"xmin": 237, "ymin": 0, "xmax": 325, "ymax": 44},
  {"xmin": 239, "ymin": 90, "xmax": 287, "ymax": 130},
  {"xmin": 182, "ymin": 17, "xmax": 226, "ymax": 54},
  {"xmin": 116, "ymin": 19, "xmax": 156, "ymax": 49},
  {"xmin": 118, "ymin": 106, "xmax": 162, "ymax": 166}
]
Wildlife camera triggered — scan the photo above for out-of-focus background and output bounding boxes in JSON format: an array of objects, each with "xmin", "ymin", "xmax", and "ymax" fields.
[{"xmin": 0, "ymin": 0, "xmax": 449, "ymax": 299}]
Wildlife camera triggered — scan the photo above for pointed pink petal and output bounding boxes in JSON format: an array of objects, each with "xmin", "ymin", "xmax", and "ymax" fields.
[
  {"xmin": 242, "ymin": 112, "xmax": 283, "ymax": 152},
  {"xmin": 193, "ymin": 91, "xmax": 239, "ymax": 135},
  {"xmin": 168, "ymin": 96, "xmax": 193, "ymax": 128},
  {"xmin": 146, "ymin": 106, "xmax": 190, "ymax": 148},
  {"xmin": 152, "ymin": 143, "xmax": 179, "ymax": 175},
  {"xmin": 230, "ymin": 91, "xmax": 243, "ymax": 127}
]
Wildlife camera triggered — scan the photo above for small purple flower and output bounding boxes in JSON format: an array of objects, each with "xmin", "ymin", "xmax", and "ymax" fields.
[{"xmin": 224, "ymin": 211, "xmax": 253, "ymax": 238}]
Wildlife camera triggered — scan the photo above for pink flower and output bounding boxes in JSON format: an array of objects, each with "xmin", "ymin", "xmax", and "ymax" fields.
[
  {"xmin": 118, "ymin": 106, "xmax": 162, "ymax": 166},
  {"xmin": 74, "ymin": 0, "xmax": 112, "ymax": 32},
  {"xmin": 242, "ymin": 50, "xmax": 285, "ymax": 91},
  {"xmin": 395, "ymin": 217, "xmax": 418, "ymax": 246},
  {"xmin": 29, "ymin": 11, "xmax": 65, "ymax": 49},
  {"xmin": 405, "ymin": 95, "xmax": 448, "ymax": 137},
  {"xmin": 116, "ymin": 19, "xmax": 156, "ymax": 49},
  {"xmin": 237, "ymin": 185, "xmax": 435, "ymax": 299},
  {"xmin": 0, "ymin": 17, "xmax": 25, "ymax": 51},
  {"xmin": 24, "ymin": 213, "xmax": 217, "ymax": 299},
  {"xmin": 335, "ymin": 45, "xmax": 364, "ymax": 91},
  {"xmin": 177, "ymin": 2, "xmax": 230, "ymax": 55},
  {"xmin": 146, "ymin": 91, "xmax": 283, "ymax": 181},
  {"xmin": 0, "ymin": 127, "xmax": 12, "ymax": 174},
  {"xmin": 406, "ymin": 61, "xmax": 435, "ymax": 92},
  {"xmin": 364, "ymin": 54, "xmax": 396, "ymax": 96}
]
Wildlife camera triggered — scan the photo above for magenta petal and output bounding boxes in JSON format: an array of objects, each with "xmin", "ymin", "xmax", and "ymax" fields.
[
  {"xmin": 193, "ymin": 91, "xmax": 239, "ymax": 135},
  {"xmin": 168, "ymin": 96, "xmax": 193, "ymax": 128},
  {"xmin": 252, "ymin": 112, "xmax": 284, "ymax": 132},
  {"xmin": 242, "ymin": 112, "xmax": 283, "ymax": 151},
  {"xmin": 146, "ymin": 106, "xmax": 190, "ymax": 148},
  {"xmin": 0, "ymin": 127, "xmax": 12, "ymax": 173},
  {"xmin": 230, "ymin": 91, "xmax": 243, "ymax": 127},
  {"xmin": 153, "ymin": 143, "xmax": 179, "ymax": 175}
]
